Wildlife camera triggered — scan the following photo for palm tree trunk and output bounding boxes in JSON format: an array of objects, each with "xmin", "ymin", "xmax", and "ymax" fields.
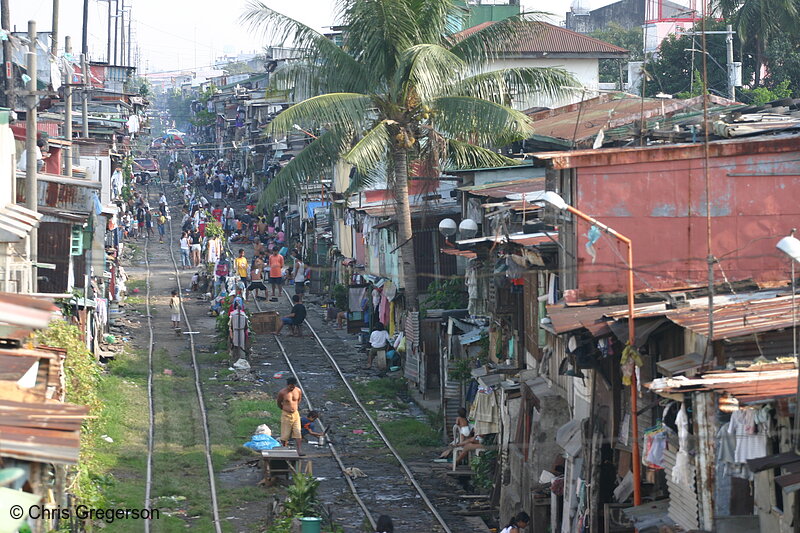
[{"xmin": 393, "ymin": 146, "xmax": 419, "ymax": 311}]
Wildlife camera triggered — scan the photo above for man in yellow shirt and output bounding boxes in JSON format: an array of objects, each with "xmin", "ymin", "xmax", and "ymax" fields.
[{"xmin": 234, "ymin": 249, "xmax": 249, "ymax": 284}]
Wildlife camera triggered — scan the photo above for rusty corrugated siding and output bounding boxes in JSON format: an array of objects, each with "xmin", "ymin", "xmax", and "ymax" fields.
[{"xmin": 540, "ymin": 135, "xmax": 800, "ymax": 298}]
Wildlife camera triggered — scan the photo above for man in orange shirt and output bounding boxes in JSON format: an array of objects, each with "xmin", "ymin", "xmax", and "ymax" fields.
[{"xmin": 268, "ymin": 248, "xmax": 284, "ymax": 300}]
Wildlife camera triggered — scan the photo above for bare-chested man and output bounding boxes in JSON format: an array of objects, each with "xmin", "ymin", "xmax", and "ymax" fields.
[{"xmin": 276, "ymin": 376, "xmax": 304, "ymax": 455}]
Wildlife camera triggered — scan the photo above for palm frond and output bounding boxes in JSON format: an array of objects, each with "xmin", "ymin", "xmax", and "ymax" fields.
[
  {"xmin": 241, "ymin": 0, "xmax": 370, "ymax": 93},
  {"xmin": 257, "ymin": 128, "xmax": 352, "ymax": 210},
  {"xmin": 342, "ymin": 0, "xmax": 420, "ymax": 81},
  {"xmin": 446, "ymin": 67, "xmax": 580, "ymax": 105},
  {"xmin": 447, "ymin": 12, "xmax": 554, "ymax": 65},
  {"xmin": 343, "ymin": 121, "xmax": 393, "ymax": 174},
  {"xmin": 268, "ymin": 93, "xmax": 373, "ymax": 135},
  {"xmin": 445, "ymin": 139, "xmax": 521, "ymax": 170},
  {"xmin": 408, "ymin": 0, "xmax": 462, "ymax": 41},
  {"xmin": 430, "ymin": 96, "xmax": 533, "ymax": 146},
  {"xmin": 394, "ymin": 44, "xmax": 466, "ymax": 102}
]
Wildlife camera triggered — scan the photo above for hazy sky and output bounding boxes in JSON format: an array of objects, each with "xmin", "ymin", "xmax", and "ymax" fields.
[{"xmin": 9, "ymin": 0, "xmax": 598, "ymax": 72}]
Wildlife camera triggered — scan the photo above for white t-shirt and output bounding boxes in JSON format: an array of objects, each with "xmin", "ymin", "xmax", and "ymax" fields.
[
  {"xmin": 180, "ymin": 237, "xmax": 190, "ymax": 250},
  {"xmin": 370, "ymin": 330, "xmax": 390, "ymax": 349},
  {"xmin": 294, "ymin": 261, "xmax": 306, "ymax": 282}
]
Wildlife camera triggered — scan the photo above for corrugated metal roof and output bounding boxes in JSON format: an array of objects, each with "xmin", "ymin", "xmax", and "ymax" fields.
[
  {"xmin": 458, "ymin": 177, "xmax": 545, "ymax": 198},
  {"xmin": 0, "ymin": 293, "xmax": 58, "ymax": 330},
  {"xmin": 666, "ymin": 294, "xmax": 797, "ymax": 341},
  {"xmin": 0, "ymin": 399, "xmax": 88, "ymax": 465},
  {"xmin": 647, "ymin": 366, "xmax": 798, "ymax": 404},
  {"xmin": 454, "ymin": 22, "xmax": 628, "ymax": 55}
]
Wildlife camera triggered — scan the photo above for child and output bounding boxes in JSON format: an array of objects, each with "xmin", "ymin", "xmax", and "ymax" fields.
[
  {"xmin": 301, "ymin": 411, "xmax": 324, "ymax": 440},
  {"xmin": 169, "ymin": 290, "xmax": 181, "ymax": 336}
]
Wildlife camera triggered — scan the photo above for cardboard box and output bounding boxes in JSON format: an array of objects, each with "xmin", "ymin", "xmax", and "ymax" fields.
[{"xmin": 251, "ymin": 311, "xmax": 281, "ymax": 334}]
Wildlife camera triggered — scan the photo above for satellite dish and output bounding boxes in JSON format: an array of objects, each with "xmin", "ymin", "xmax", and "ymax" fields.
[
  {"xmin": 459, "ymin": 219, "xmax": 478, "ymax": 239},
  {"xmin": 439, "ymin": 218, "xmax": 457, "ymax": 237}
]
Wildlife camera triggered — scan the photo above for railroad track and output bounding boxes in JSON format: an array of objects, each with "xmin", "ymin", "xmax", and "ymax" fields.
[
  {"xmin": 253, "ymin": 291, "xmax": 452, "ymax": 532},
  {"xmin": 142, "ymin": 182, "xmax": 223, "ymax": 533}
]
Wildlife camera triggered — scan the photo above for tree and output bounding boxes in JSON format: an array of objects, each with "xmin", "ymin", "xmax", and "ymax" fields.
[
  {"xmin": 644, "ymin": 18, "xmax": 754, "ymax": 97},
  {"xmin": 591, "ymin": 24, "xmax": 643, "ymax": 86},
  {"xmin": 242, "ymin": 0, "xmax": 576, "ymax": 311},
  {"xmin": 715, "ymin": 0, "xmax": 799, "ymax": 86}
]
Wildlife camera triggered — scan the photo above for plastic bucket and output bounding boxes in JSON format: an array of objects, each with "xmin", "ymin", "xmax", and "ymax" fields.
[{"xmin": 300, "ymin": 517, "xmax": 322, "ymax": 533}]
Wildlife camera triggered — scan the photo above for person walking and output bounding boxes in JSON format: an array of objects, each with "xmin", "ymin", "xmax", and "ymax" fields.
[
  {"xmin": 276, "ymin": 377, "xmax": 304, "ymax": 455},
  {"xmin": 156, "ymin": 211, "xmax": 166, "ymax": 244},
  {"xmin": 268, "ymin": 248, "xmax": 284, "ymax": 301},
  {"xmin": 234, "ymin": 249, "xmax": 249, "ymax": 285},
  {"xmin": 247, "ymin": 260, "xmax": 267, "ymax": 301},
  {"xmin": 169, "ymin": 290, "xmax": 181, "ymax": 336},
  {"xmin": 179, "ymin": 232, "xmax": 191, "ymax": 269},
  {"xmin": 292, "ymin": 253, "xmax": 308, "ymax": 302}
]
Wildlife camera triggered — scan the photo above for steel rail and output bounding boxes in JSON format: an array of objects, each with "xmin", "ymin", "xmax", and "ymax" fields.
[
  {"xmin": 143, "ymin": 205, "xmax": 156, "ymax": 533},
  {"xmin": 142, "ymin": 181, "xmax": 223, "ymax": 533},
  {"xmin": 271, "ymin": 332, "xmax": 378, "ymax": 530},
  {"xmin": 278, "ymin": 289, "xmax": 453, "ymax": 533}
]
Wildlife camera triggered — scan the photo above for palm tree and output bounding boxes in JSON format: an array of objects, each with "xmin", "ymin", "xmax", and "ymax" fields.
[
  {"xmin": 242, "ymin": 0, "xmax": 577, "ymax": 311},
  {"xmin": 715, "ymin": 0, "xmax": 798, "ymax": 86}
]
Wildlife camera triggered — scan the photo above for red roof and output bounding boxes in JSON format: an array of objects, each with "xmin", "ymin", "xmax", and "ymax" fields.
[{"xmin": 453, "ymin": 21, "xmax": 628, "ymax": 56}]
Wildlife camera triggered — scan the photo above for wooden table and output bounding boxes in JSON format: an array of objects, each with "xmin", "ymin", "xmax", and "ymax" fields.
[{"xmin": 259, "ymin": 449, "xmax": 321, "ymax": 484}]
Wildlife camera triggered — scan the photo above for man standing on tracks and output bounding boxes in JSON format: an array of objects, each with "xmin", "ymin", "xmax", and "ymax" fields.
[
  {"xmin": 276, "ymin": 377, "xmax": 304, "ymax": 455},
  {"xmin": 234, "ymin": 249, "xmax": 249, "ymax": 285},
  {"xmin": 268, "ymin": 248, "xmax": 284, "ymax": 301}
]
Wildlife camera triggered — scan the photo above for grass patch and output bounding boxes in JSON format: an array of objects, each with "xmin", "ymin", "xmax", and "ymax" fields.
[
  {"xmin": 379, "ymin": 418, "xmax": 442, "ymax": 457},
  {"xmin": 227, "ymin": 396, "xmax": 283, "ymax": 441},
  {"xmin": 127, "ymin": 279, "xmax": 147, "ymax": 291}
]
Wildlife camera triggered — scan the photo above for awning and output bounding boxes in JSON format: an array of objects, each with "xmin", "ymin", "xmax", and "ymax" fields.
[
  {"xmin": 0, "ymin": 204, "xmax": 41, "ymax": 242},
  {"xmin": 456, "ymin": 231, "xmax": 557, "ymax": 247},
  {"xmin": 0, "ymin": 399, "xmax": 89, "ymax": 465}
]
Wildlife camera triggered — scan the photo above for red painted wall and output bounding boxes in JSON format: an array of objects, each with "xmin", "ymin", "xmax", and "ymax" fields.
[{"xmin": 572, "ymin": 147, "xmax": 800, "ymax": 297}]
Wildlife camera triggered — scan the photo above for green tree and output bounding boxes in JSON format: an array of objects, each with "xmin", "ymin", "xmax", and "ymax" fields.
[
  {"xmin": 763, "ymin": 33, "xmax": 800, "ymax": 94},
  {"xmin": 591, "ymin": 24, "xmax": 642, "ymax": 86},
  {"xmin": 242, "ymin": 0, "xmax": 576, "ymax": 310},
  {"xmin": 715, "ymin": 0, "xmax": 799, "ymax": 86},
  {"xmin": 644, "ymin": 18, "xmax": 754, "ymax": 97}
]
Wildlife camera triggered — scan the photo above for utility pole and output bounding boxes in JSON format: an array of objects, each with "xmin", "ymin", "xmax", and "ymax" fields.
[
  {"xmin": 81, "ymin": 0, "xmax": 88, "ymax": 55},
  {"xmin": 682, "ymin": 27, "xmax": 740, "ymax": 101},
  {"xmin": 113, "ymin": 0, "xmax": 119, "ymax": 64},
  {"xmin": 64, "ymin": 36, "xmax": 72, "ymax": 176},
  {"xmin": 81, "ymin": 53, "xmax": 89, "ymax": 137},
  {"xmin": 1, "ymin": 0, "xmax": 13, "ymax": 109},
  {"xmin": 105, "ymin": 0, "xmax": 112, "ymax": 63},
  {"xmin": 25, "ymin": 20, "xmax": 37, "ymax": 291},
  {"xmin": 51, "ymin": 0, "xmax": 59, "ymax": 56},
  {"xmin": 119, "ymin": 0, "xmax": 125, "ymax": 67},
  {"xmin": 126, "ymin": 5, "xmax": 131, "ymax": 67},
  {"xmin": 725, "ymin": 24, "xmax": 736, "ymax": 101}
]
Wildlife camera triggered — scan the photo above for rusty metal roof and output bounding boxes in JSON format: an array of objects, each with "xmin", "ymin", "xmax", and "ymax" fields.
[
  {"xmin": 666, "ymin": 294, "xmax": 797, "ymax": 341},
  {"xmin": 454, "ymin": 22, "xmax": 628, "ymax": 56},
  {"xmin": 0, "ymin": 399, "xmax": 88, "ymax": 464},
  {"xmin": 647, "ymin": 366, "xmax": 798, "ymax": 404},
  {"xmin": 440, "ymin": 248, "xmax": 477, "ymax": 259},
  {"xmin": 526, "ymin": 94, "xmax": 728, "ymax": 147},
  {"xmin": 458, "ymin": 178, "xmax": 545, "ymax": 198},
  {"xmin": 0, "ymin": 293, "xmax": 58, "ymax": 330}
]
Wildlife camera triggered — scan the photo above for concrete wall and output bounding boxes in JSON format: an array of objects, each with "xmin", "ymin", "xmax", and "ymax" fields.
[
  {"xmin": 566, "ymin": 0, "xmax": 646, "ymax": 33},
  {"xmin": 487, "ymin": 58, "xmax": 600, "ymax": 110}
]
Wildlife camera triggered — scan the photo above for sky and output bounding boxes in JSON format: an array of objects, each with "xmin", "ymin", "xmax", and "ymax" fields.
[{"xmin": 8, "ymin": 0, "xmax": 603, "ymax": 73}]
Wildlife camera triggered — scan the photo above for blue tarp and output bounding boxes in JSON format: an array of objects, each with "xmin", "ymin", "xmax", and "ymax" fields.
[{"xmin": 306, "ymin": 202, "xmax": 326, "ymax": 218}]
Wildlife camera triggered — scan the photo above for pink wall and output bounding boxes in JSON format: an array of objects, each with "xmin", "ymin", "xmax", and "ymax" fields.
[{"xmin": 570, "ymin": 142, "xmax": 800, "ymax": 297}]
